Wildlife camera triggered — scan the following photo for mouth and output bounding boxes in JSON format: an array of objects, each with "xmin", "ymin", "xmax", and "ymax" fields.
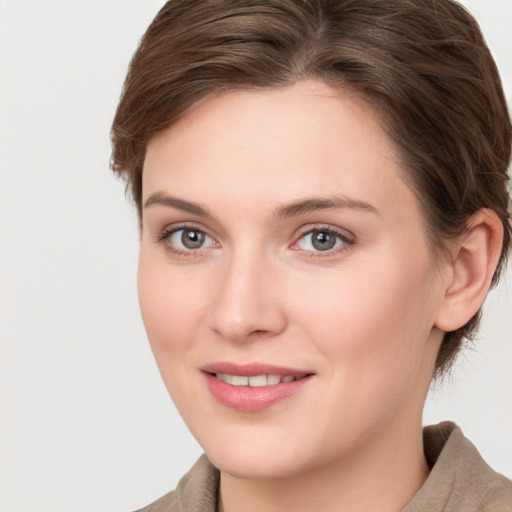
[
  {"xmin": 201, "ymin": 362, "xmax": 315, "ymax": 412},
  {"xmin": 213, "ymin": 373, "xmax": 307, "ymax": 386}
]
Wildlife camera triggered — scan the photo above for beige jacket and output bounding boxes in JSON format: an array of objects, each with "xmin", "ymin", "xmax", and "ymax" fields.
[{"xmin": 137, "ymin": 422, "xmax": 512, "ymax": 512}]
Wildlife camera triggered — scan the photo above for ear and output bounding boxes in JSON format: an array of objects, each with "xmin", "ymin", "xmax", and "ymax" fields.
[{"xmin": 434, "ymin": 209, "xmax": 504, "ymax": 332}]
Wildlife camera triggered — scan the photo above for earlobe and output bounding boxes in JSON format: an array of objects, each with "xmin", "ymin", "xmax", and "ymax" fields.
[{"xmin": 434, "ymin": 209, "xmax": 503, "ymax": 333}]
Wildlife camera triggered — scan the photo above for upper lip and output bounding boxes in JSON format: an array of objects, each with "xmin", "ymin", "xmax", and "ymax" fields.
[{"xmin": 200, "ymin": 362, "xmax": 313, "ymax": 377}]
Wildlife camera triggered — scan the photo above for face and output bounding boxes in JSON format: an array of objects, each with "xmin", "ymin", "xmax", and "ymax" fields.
[{"xmin": 139, "ymin": 80, "xmax": 447, "ymax": 479}]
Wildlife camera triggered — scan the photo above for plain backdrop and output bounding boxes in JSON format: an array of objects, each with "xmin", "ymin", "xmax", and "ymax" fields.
[{"xmin": 0, "ymin": 1, "xmax": 511, "ymax": 511}]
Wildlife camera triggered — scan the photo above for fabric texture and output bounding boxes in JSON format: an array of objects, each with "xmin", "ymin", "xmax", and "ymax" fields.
[{"xmin": 136, "ymin": 422, "xmax": 512, "ymax": 512}]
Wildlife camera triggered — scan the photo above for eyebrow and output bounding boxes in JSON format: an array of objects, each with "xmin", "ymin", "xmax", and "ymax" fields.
[
  {"xmin": 144, "ymin": 192, "xmax": 210, "ymax": 216},
  {"xmin": 273, "ymin": 196, "xmax": 379, "ymax": 220},
  {"xmin": 143, "ymin": 192, "xmax": 379, "ymax": 219}
]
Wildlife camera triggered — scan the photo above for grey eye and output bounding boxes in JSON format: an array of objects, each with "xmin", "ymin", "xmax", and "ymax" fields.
[
  {"xmin": 297, "ymin": 229, "xmax": 345, "ymax": 252},
  {"xmin": 311, "ymin": 230, "xmax": 336, "ymax": 251},
  {"xmin": 181, "ymin": 229, "xmax": 205, "ymax": 249},
  {"xmin": 168, "ymin": 228, "xmax": 214, "ymax": 251}
]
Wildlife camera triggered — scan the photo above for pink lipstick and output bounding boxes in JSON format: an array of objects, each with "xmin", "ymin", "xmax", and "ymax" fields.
[{"xmin": 201, "ymin": 362, "xmax": 314, "ymax": 412}]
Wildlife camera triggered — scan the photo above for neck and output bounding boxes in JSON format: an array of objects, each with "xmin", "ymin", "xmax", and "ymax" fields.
[{"xmin": 218, "ymin": 416, "xmax": 429, "ymax": 512}]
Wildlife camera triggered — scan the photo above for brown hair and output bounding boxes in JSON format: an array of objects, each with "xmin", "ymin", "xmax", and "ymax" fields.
[{"xmin": 111, "ymin": 0, "xmax": 511, "ymax": 376}]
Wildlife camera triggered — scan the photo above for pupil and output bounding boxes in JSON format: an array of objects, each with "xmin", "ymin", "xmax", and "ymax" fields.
[
  {"xmin": 182, "ymin": 229, "xmax": 205, "ymax": 249},
  {"xmin": 312, "ymin": 230, "xmax": 336, "ymax": 251}
]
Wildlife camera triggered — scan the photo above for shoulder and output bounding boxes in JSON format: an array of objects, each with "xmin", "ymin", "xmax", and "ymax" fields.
[
  {"xmin": 477, "ymin": 481, "xmax": 512, "ymax": 512},
  {"xmin": 135, "ymin": 489, "xmax": 178, "ymax": 512},
  {"xmin": 405, "ymin": 422, "xmax": 512, "ymax": 512},
  {"xmin": 135, "ymin": 455, "xmax": 219, "ymax": 512}
]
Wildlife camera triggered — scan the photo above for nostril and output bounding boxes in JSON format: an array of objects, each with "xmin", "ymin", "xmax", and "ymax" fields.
[{"xmin": 247, "ymin": 329, "xmax": 272, "ymax": 339}]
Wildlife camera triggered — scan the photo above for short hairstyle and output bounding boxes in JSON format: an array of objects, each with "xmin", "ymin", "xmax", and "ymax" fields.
[{"xmin": 111, "ymin": 0, "xmax": 511, "ymax": 377}]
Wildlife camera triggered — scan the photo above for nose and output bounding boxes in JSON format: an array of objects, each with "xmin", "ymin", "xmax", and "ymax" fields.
[{"xmin": 208, "ymin": 248, "xmax": 287, "ymax": 343}]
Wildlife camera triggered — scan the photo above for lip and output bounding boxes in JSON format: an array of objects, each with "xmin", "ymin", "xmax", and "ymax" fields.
[
  {"xmin": 200, "ymin": 362, "xmax": 315, "ymax": 412},
  {"xmin": 200, "ymin": 362, "xmax": 312, "ymax": 377}
]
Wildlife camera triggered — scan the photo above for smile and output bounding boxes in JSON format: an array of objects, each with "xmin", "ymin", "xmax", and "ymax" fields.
[
  {"xmin": 215, "ymin": 373, "xmax": 306, "ymax": 386},
  {"xmin": 201, "ymin": 363, "xmax": 315, "ymax": 412}
]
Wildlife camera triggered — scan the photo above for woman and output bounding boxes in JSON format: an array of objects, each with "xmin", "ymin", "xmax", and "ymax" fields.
[{"xmin": 111, "ymin": 0, "xmax": 512, "ymax": 510}]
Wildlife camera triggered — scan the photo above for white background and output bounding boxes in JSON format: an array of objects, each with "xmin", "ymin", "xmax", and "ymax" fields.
[{"xmin": 0, "ymin": 1, "xmax": 510, "ymax": 511}]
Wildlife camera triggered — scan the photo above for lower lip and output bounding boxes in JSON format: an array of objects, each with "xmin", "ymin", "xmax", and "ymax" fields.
[{"xmin": 204, "ymin": 373, "xmax": 313, "ymax": 412}]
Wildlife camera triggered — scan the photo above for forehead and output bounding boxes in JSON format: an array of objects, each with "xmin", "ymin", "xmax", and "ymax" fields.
[{"xmin": 143, "ymin": 80, "xmax": 419, "ymax": 225}]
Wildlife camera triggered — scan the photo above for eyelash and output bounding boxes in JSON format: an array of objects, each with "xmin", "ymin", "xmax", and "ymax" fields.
[
  {"xmin": 154, "ymin": 224, "xmax": 356, "ymax": 259},
  {"xmin": 154, "ymin": 223, "xmax": 217, "ymax": 258},
  {"xmin": 291, "ymin": 225, "xmax": 355, "ymax": 258}
]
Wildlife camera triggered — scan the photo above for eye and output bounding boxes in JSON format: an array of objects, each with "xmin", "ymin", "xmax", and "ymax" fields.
[
  {"xmin": 294, "ymin": 228, "xmax": 353, "ymax": 254},
  {"xmin": 157, "ymin": 226, "xmax": 218, "ymax": 255},
  {"xmin": 170, "ymin": 228, "xmax": 211, "ymax": 250}
]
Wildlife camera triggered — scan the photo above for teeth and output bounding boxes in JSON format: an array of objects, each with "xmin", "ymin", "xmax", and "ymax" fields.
[
  {"xmin": 248, "ymin": 375, "xmax": 267, "ymax": 387},
  {"xmin": 231, "ymin": 375, "xmax": 249, "ymax": 386},
  {"xmin": 219, "ymin": 373, "xmax": 232, "ymax": 384},
  {"xmin": 215, "ymin": 373, "xmax": 301, "ymax": 386}
]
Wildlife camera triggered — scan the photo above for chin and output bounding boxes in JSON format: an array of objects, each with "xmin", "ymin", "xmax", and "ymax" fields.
[
  {"xmin": 208, "ymin": 448, "xmax": 307, "ymax": 480},
  {"xmin": 192, "ymin": 425, "xmax": 318, "ymax": 480}
]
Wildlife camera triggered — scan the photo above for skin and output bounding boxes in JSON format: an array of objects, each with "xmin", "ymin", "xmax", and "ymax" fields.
[{"xmin": 138, "ymin": 80, "xmax": 466, "ymax": 511}]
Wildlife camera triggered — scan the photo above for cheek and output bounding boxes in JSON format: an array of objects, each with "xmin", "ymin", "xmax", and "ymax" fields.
[
  {"xmin": 137, "ymin": 252, "xmax": 206, "ymax": 357},
  {"xmin": 137, "ymin": 253, "xmax": 211, "ymax": 418},
  {"xmin": 291, "ymin": 252, "xmax": 437, "ymax": 381},
  {"xmin": 282, "ymin": 255, "xmax": 439, "ymax": 450}
]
